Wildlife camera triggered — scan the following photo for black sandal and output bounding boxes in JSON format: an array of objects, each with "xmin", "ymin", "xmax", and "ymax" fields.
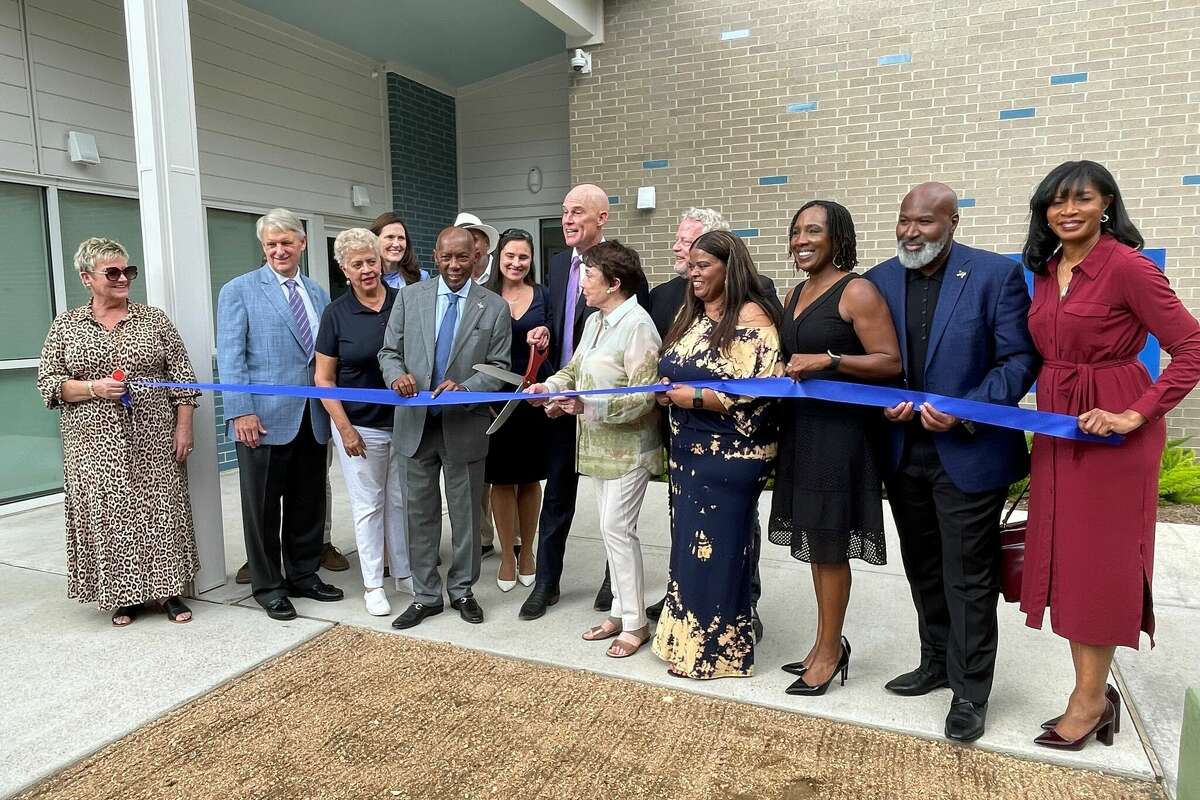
[
  {"xmin": 161, "ymin": 596, "xmax": 192, "ymax": 624},
  {"xmin": 111, "ymin": 604, "xmax": 141, "ymax": 627}
]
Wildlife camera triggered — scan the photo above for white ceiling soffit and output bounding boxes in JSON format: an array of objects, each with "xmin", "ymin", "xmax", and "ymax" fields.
[{"xmin": 520, "ymin": 0, "xmax": 604, "ymax": 47}]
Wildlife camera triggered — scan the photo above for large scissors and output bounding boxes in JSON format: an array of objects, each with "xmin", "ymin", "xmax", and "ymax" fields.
[{"xmin": 474, "ymin": 346, "xmax": 549, "ymax": 435}]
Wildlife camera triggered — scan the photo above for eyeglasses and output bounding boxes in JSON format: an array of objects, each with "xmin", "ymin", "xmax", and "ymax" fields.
[
  {"xmin": 501, "ymin": 228, "xmax": 533, "ymax": 240},
  {"xmin": 94, "ymin": 266, "xmax": 139, "ymax": 283}
]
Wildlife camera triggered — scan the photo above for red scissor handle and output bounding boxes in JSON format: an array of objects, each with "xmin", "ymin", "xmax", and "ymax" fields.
[{"xmin": 522, "ymin": 346, "xmax": 547, "ymax": 387}]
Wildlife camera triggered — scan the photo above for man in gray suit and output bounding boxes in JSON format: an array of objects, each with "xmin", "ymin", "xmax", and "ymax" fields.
[
  {"xmin": 379, "ymin": 226, "xmax": 512, "ymax": 628},
  {"xmin": 216, "ymin": 208, "xmax": 342, "ymax": 621}
]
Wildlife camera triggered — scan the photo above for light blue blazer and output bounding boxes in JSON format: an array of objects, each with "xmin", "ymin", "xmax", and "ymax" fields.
[{"xmin": 216, "ymin": 264, "xmax": 332, "ymax": 446}]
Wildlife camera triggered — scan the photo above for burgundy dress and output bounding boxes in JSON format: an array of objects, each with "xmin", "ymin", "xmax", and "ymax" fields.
[{"xmin": 1022, "ymin": 234, "xmax": 1200, "ymax": 647}]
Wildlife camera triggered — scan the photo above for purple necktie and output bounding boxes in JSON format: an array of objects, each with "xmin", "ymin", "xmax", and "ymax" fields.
[
  {"xmin": 561, "ymin": 255, "xmax": 582, "ymax": 367},
  {"xmin": 284, "ymin": 278, "xmax": 314, "ymax": 357}
]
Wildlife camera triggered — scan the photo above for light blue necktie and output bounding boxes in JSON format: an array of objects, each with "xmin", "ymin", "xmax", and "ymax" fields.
[
  {"xmin": 284, "ymin": 279, "xmax": 313, "ymax": 357},
  {"xmin": 430, "ymin": 293, "xmax": 459, "ymax": 416}
]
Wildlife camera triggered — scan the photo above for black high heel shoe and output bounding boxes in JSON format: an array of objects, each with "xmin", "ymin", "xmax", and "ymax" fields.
[
  {"xmin": 1034, "ymin": 699, "xmax": 1118, "ymax": 750},
  {"xmin": 782, "ymin": 636, "xmax": 850, "ymax": 677},
  {"xmin": 1041, "ymin": 684, "xmax": 1120, "ymax": 733},
  {"xmin": 785, "ymin": 638, "xmax": 850, "ymax": 696}
]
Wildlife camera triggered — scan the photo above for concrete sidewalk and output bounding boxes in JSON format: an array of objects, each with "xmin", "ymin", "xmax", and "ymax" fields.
[{"xmin": 2, "ymin": 464, "xmax": 1196, "ymax": 798}]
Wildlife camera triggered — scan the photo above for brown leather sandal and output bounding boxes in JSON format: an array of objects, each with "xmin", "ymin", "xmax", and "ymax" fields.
[
  {"xmin": 581, "ymin": 618, "xmax": 622, "ymax": 641},
  {"xmin": 607, "ymin": 627, "xmax": 650, "ymax": 659}
]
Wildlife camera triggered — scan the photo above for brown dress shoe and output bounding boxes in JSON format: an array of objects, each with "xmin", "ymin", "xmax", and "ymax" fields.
[
  {"xmin": 235, "ymin": 562, "xmax": 251, "ymax": 584},
  {"xmin": 321, "ymin": 542, "xmax": 350, "ymax": 571}
]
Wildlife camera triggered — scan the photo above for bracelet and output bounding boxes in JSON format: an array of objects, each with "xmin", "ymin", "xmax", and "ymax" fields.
[
  {"xmin": 827, "ymin": 350, "xmax": 842, "ymax": 371},
  {"xmin": 87, "ymin": 380, "xmax": 96, "ymax": 399}
]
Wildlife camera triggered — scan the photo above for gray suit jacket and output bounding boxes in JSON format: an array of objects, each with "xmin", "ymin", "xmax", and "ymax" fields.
[
  {"xmin": 216, "ymin": 264, "xmax": 331, "ymax": 446},
  {"xmin": 378, "ymin": 278, "xmax": 512, "ymax": 460}
]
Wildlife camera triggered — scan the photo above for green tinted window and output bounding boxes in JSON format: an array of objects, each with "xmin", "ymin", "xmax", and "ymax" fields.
[
  {"xmin": 60, "ymin": 192, "xmax": 147, "ymax": 309},
  {"xmin": 0, "ymin": 369, "xmax": 64, "ymax": 500},
  {"xmin": 206, "ymin": 208, "xmax": 263, "ymax": 329},
  {"xmin": 0, "ymin": 182, "xmax": 53, "ymax": 360}
]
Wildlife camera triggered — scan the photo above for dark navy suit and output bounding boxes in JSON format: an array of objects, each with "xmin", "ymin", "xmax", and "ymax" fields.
[
  {"xmin": 534, "ymin": 247, "xmax": 650, "ymax": 593},
  {"xmin": 865, "ymin": 241, "xmax": 1038, "ymax": 703}
]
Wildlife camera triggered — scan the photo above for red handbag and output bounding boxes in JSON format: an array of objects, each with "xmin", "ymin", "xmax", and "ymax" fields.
[{"xmin": 999, "ymin": 487, "xmax": 1027, "ymax": 604}]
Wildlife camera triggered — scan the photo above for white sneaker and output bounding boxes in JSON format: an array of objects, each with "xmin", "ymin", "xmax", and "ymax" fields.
[
  {"xmin": 394, "ymin": 576, "xmax": 415, "ymax": 595},
  {"xmin": 364, "ymin": 588, "xmax": 391, "ymax": 617}
]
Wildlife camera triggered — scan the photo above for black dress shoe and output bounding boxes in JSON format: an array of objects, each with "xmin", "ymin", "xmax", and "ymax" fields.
[
  {"xmin": 884, "ymin": 667, "xmax": 950, "ymax": 696},
  {"xmin": 391, "ymin": 601, "xmax": 444, "ymax": 629},
  {"xmin": 593, "ymin": 573, "xmax": 613, "ymax": 611},
  {"xmin": 945, "ymin": 697, "xmax": 988, "ymax": 742},
  {"xmin": 262, "ymin": 597, "xmax": 297, "ymax": 621},
  {"xmin": 646, "ymin": 595, "xmax": 666, "ymax": 621},
  {"xmin": 751, "ymin": 606, "xmax": 764, "ymax": 643},
  {"xmin": 289, "ymin": 580, "xmax": 344, "ymax": 602},
  {"xmin": 518, "ymin": 585, "xmax": 560, "ymax": 620},
  {"xmin": 451, "ymin": 596, "xmax": 484, "ymax": 624}
]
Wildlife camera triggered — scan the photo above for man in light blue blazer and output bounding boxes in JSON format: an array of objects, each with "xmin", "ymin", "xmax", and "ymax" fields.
[
  {"xmin": 379, "ymin": 226, "xmax": 511, "ymax": 629},
  {"xmin": 216, "ymin": 208, "xmax": 342, "ymax": 621},
  {"xmin": 865, "ymin": 183, "xmax": 1039, "ymax": 743}
]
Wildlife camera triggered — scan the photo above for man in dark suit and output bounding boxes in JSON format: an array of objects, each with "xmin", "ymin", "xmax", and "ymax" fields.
[
  {"xmin": 379, "ymin": 227, "xmax": 512, "ymax": 629},
  {"xmin": 519, "ymin": 183, "xmax": 650, "ymax": 621},
  {"xmin": 644, "ymin": 208, "xmax": 779, "ymax": 641},
  {"xmin": 865, "ymin": 182, "xmax": 1039, "ymax": 743}
]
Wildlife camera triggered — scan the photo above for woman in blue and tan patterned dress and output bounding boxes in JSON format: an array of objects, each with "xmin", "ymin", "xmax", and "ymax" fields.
[{"xmin": 652, "ymin": 230, "xmax": 782, "ymax": 679}]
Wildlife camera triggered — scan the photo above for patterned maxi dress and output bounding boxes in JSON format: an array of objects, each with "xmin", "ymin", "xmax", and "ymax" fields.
[
  {"xmin": 652, "ymin": 315, "xmax": 780, "ymax": 678},
  {"xmin": 37, "ymin": 302, "xmax": 201, "ymax": 609}
]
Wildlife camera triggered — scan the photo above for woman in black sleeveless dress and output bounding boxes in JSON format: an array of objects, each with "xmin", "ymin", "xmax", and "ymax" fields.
[{"xmin": 768, "ymin": 201, "xmax": 902, "ymax": 696}]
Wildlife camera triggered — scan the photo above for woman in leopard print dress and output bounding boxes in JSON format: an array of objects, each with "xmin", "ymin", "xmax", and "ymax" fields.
[{"xmin": 37, "ymin": 238, "xmax": 201, "ymax": 626}]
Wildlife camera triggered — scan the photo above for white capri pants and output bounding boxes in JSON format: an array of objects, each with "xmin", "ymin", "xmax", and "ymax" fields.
[
  {"xmin": 593, "ymin": 467, "xmax": 652, "ymax": 630},
  {"xmin": 331, "ymin": 424, "xmax": 410, "ymax": 588}
]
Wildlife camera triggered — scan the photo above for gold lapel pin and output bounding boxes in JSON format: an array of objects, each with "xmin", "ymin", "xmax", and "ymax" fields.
[{"xmin": 956, "ymin": 270, "xmax": 967, "ymax": 279}]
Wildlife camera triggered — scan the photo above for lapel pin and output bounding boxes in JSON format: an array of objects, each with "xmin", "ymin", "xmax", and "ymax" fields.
[{"xmin": 956, "ymin": 270, "xmax": 967, "ymax": 279}]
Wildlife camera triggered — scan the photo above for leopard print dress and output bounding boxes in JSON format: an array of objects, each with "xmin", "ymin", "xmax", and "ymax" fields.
[{"xmin": 37, "ymin": 302, "xmax": 201, "ymax": 610}]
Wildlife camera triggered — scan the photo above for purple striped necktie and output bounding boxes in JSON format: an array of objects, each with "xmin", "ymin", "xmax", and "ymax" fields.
[
  {"xmin": 284, "ymin": 278, "xmax": 314, "ymax": 356},
  {"xmin": 561, "ymin": 255, "xmax": 582, "ymax": 367}
]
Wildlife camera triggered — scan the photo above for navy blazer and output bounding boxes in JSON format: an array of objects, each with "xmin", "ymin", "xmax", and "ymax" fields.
[
  {"xmin": 544, "ymin": 247, "xmax": 651, "ymax": 368},
  {"xmin": 864, "ymin": 242, "xmax": 1039, "ymax": 493}
]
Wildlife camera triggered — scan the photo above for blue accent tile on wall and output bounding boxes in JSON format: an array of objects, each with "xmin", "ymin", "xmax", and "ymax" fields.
[
  {"xmin": 732, "ymin": 229, "xmax": 759, "ymax": 238},
  {"xmin": 958, "ymin": 198, "xmax": 977, "ymax": 208},
  {"xmin": 877, "ymin": 53, "xmax": 912, "ymax": 66},
  {"xmin": 787, "ymin": 101, "xmax": 818, "ymax": 113},
  {"xmin": 758, "ymin": 175, "xmax": 788, "ymax": 186},
  {"xmin": 608, "ymin": 195, "xmax": 620, "ymax": 204},
  {"xmin": 642, "ymin": 159, "xmax": 669, "ymax": 169},
  {"xmin": 1183, "ymin": 175, "xmax": 1200, "ymax": 186},
  {"xmin": 999, "ymin": 107, "xmax": 1036, "ymax": 120},
  {"xmin": 721, "ymin": 29, "xmax": 750, "ymax": 41},
  {"xmin": 1050, "ymin": 72, "xmax": 1088, "ymax": 85},
  {"xmin": 387, "ymin": 73, "xmax": 457, "ymax": 266}
]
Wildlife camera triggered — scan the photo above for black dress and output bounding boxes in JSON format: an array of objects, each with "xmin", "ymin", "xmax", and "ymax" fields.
[
  {"xmin": 485, "ymin": 284, "xmax": 552, "ymax": 485},
  {"xmin": 768, "ymin": 273, "xmax": 887, "ymax": 565}
]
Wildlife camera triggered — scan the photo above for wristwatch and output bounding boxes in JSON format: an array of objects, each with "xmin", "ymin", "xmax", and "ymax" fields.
[
  {"xmin": 692, "ymin": 387, "xmax": 704, "ymax": 409},
  {"xmin": 827, "ymin": 350, "xmax": 842, "ymax": 371}
]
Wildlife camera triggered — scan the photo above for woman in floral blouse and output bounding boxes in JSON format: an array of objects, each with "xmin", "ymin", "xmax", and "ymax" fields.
[
  {"xmin": 653, "ymin": 230, "xmax": 782, "ymax": 679},
  {"xmin": 529, "ymin": 241, "xmax": 663, "ymax": 658}
]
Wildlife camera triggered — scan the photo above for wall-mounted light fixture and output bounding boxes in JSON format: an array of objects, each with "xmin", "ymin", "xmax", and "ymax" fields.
[
  {"xmin": 351, "ymin": 185, "xmax": 371, "ymax": 208},
  {"xmin": 67, "ymin": 131, "xmax": 100, "ymax": 165},
  {"xmin": 528, "ymin": 167, "xmax": 543, "ymax": 193}
]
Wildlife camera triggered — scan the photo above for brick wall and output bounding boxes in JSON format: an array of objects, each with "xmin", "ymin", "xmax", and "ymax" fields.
[
  {"xmin": 387, "ymin": 73, "xmax": 458, "ymax": 269},
  {"xmin": 572, "ymin": 0, "xmax": 1200, "ymax": 441}
]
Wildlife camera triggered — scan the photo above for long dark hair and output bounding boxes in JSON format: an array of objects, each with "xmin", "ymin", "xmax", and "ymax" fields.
[
  {"xmin": 789, "ymin": 200, "xmax": 858, "ymax": 271},
  {"xmin": 486, "ymin": 230, "xmax": 537, "ymax": 292},
  {"xmin": 1022, "ymin": 160, "xmax": 1143, "ymax": 274},
  {"xmin": 370, "ymin": 211, "xmax": 422, "ymax": 285},
  {"xmin": 664, "ymin": 230, "xmax": 782, "ymax": 355}
]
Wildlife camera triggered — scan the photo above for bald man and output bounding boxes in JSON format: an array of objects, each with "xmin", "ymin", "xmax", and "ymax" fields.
[
  {"xmin": 865, "ymin": 182, "xmax": 1038, "ymax": 742},
  {"xmin": 519, "ymin": 183, "xmax": 651, "ymax": 621}
]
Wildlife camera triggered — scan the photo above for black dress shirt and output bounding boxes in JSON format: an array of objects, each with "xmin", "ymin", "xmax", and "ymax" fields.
[{"xmin": 904, "ymin": 263, "xmax": 945, "ymax": 392}]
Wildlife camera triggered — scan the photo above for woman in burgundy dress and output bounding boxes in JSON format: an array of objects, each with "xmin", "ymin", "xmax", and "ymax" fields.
[{"xmin": 1021, "ymin": 160, "xmax": 1200, "ymax": 750}]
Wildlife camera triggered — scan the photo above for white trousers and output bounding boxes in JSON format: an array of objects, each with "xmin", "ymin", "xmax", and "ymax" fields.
[
  {"xmin": 593, "ymin": 467, "xmax": 651, "ymax": 630},
  {"xmin": 331, "ymin": 425, "xmax": 409, "ymax": 588}
]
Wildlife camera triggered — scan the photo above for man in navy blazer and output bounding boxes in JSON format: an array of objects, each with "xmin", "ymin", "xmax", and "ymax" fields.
[
  {"xmin": 865, "ymin": 183, "xmax": 1038, "ymax": 743},
  {"xmin": 216, "ymin": 208, "xmax": 342, "ymax": 622},
  {"xmin": 518, "ymin": 183, "xmax": 650, "ymax": 621}
]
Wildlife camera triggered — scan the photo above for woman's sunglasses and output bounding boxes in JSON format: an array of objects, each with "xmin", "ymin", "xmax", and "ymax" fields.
[{"xmin": 95, "ymin": 266, "xmax": 139, "ymax": 283}]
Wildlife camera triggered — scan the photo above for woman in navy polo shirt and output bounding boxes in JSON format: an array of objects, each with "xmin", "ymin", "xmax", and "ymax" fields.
[{"xmin": 316, "ymin": 228, "xmax": 411, "ymax": 616}]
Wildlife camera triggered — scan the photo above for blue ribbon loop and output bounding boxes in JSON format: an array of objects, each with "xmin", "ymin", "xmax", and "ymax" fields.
[{"xmin": 137, "ymin": 376, "xmax": 1119, "ymax": 445}]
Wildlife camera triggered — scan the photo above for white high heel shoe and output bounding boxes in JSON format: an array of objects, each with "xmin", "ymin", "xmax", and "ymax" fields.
[
  {"xmin": 497, "ymin": 574, "xmax": 517, "ymax": 592},
  {"xmin": 518, "ymin": 569, "xmax": 536, "ymax": 587}
]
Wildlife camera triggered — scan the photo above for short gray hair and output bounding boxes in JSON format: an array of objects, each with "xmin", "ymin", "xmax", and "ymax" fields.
[
  {"xmin": 256, "ymin": 208, "xmax": 306, "ymax": 242},
  {"xmin": 73, "ymin": 237, "xmax": 129, "ymax": 274},
  {"xmin": 680, "ymin": 207, "xmax": 730, "ymax": 234},
  {"xmin": 333, "ymin": 228, "xmax": 381, "ymax": 266}
]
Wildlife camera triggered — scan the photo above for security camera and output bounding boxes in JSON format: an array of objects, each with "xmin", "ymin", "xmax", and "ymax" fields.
[{"xmin": 569, "ymin": 48, "xmax": 592, "ymax": 74}]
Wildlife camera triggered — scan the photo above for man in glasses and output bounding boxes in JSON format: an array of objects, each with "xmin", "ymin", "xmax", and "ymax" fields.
[{"xmin": 216, "ymin": 208, "xmax": 343, "ymax": 622}]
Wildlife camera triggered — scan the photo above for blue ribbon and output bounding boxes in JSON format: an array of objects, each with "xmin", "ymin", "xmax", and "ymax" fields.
[{"xmin": 138, "ymin": 377, "xmax": 1119, "ymax": 444}]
